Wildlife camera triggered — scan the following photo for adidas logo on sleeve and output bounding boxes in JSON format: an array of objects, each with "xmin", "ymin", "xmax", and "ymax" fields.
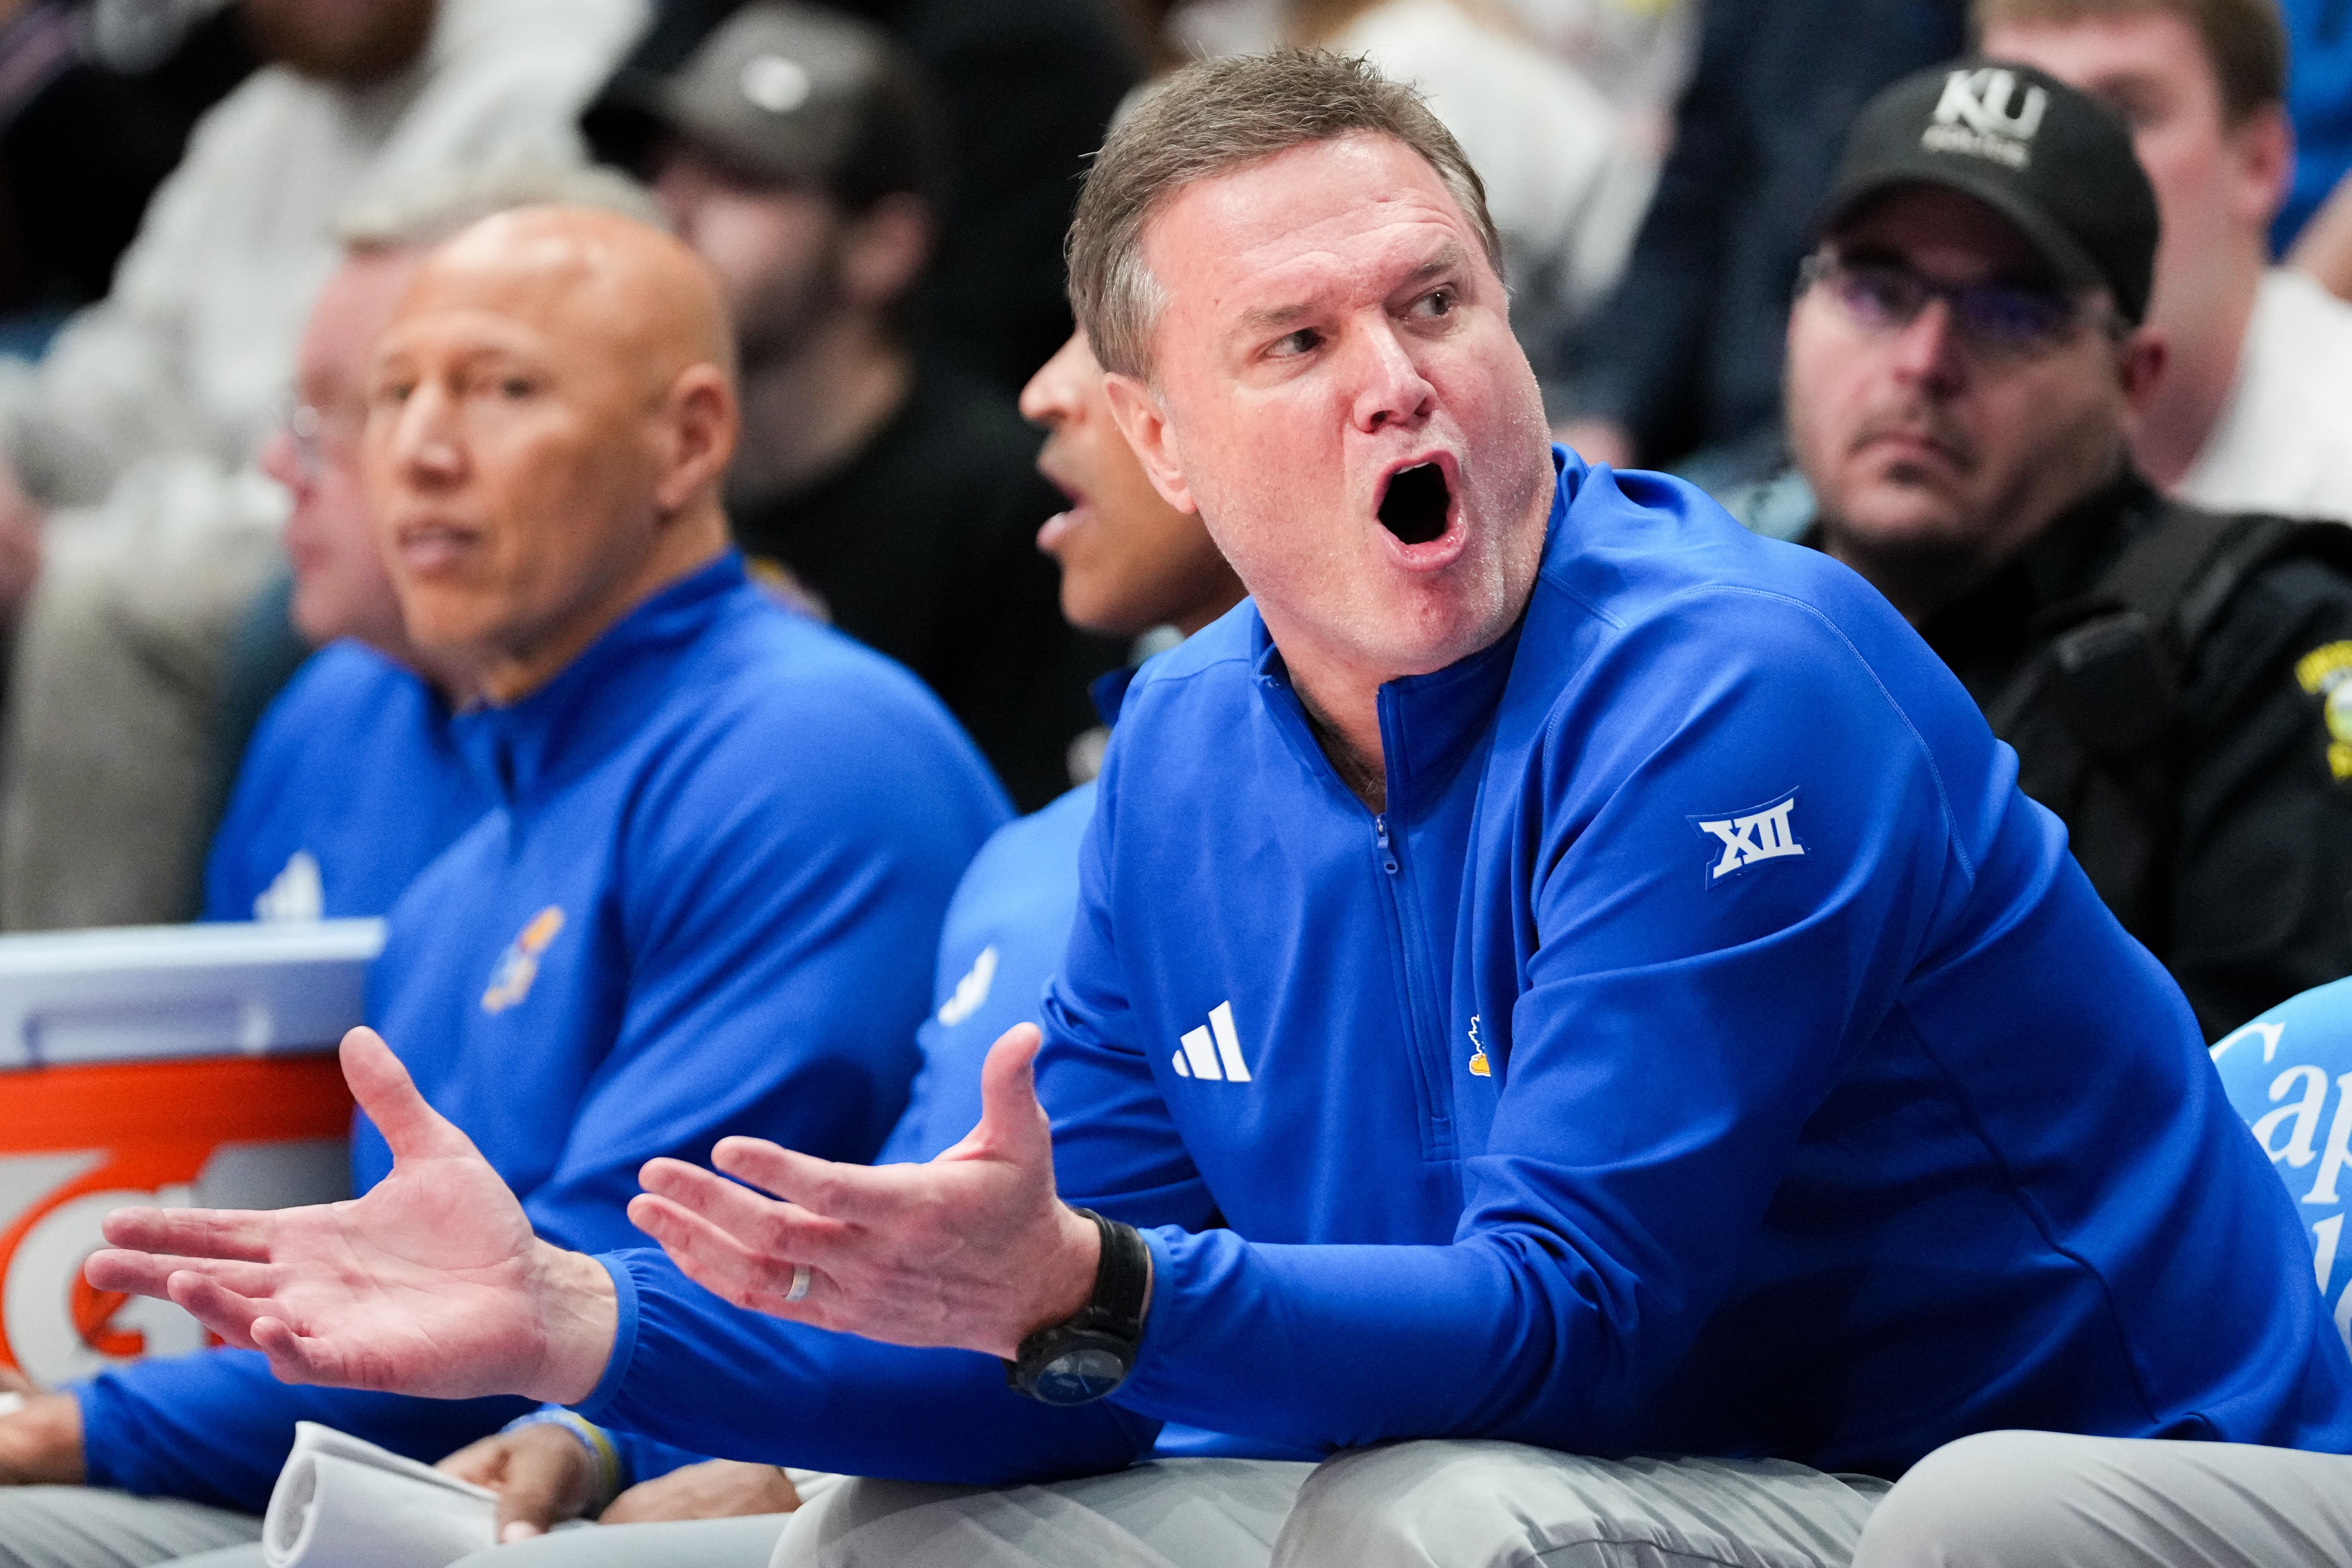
[{"xmin": 1172, "ymin": 1001, "xmax": 1251, "ymax": 1082}]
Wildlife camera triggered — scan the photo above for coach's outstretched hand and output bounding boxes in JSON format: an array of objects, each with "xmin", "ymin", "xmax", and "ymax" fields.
[
  {"xmin": 628, "ymin": 1022, "xmax": 1113, "ymax": 1360},
  {"xmin": 83, "ymin": 1028, "xmax": 617, "ymax": 1404}
]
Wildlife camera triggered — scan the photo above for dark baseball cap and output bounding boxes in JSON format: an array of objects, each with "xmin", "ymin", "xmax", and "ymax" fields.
[
  {"xmin": 1816, "ymin": 59, "xmax": 2160, "ymax": 323},
  {"xmin": 582, "ymin": 2, "xmax": 939, "ymax": 209}
]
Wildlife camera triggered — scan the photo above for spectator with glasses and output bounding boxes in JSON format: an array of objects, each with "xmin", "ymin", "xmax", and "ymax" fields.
[{"xmin": 1785, "ymin": 60, "xmax": 2352, "ymax": 1037}]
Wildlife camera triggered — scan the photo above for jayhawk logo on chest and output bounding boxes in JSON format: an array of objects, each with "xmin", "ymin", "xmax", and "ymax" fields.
[{"xmin": 482, "ymin": 906, "xmax": 566, "ymax": 1014}]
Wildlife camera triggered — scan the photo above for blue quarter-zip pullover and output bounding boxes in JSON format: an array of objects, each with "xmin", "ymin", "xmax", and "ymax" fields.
[
  {"xmin": 77, "ymin": 555, "xmax": 1009, "ymax": 1511},
  {"xmin": 204, "ymin": 640, "xmax": 487, "ymax": 921},
  {"xmin": 569, "ymin": 454, "xmax": 2350, "ymax": 1482}
]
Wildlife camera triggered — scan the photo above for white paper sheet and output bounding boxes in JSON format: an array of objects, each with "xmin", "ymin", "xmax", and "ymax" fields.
[{"xmin": 262, "ymin": 1422, "xmax": 498, "ymax": 1568}]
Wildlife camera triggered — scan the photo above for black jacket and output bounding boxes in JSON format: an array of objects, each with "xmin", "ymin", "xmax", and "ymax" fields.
[
  {"xmin": 1895, "ymin": 472, "xmax": 2352, "ymax": 1037},
  {"xmin": 731, "ymin": 367, "xmax": 1121, "ymax": 813}
]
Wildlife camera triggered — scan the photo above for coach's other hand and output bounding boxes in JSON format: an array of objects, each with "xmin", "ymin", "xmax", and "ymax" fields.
[{"xmin": 628, "ymin": 1023, "xmax": 1124, "ymax": 1360}]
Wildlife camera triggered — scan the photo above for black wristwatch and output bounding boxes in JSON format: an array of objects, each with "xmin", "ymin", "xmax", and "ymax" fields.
[{"xmin": 1004, "ymin": 1208, "xmax": 1150, "ymax": 1406}]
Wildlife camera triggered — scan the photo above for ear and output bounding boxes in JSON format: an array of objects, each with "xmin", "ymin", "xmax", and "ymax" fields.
[
  {"xmin": 839, "ymin": 193, "xmax": 932, "ymax": 315},
  {"xmin": 652, "ymin": 363, "xmax": 738, "ymax": 516},
  {"xmin": 2229, "ymin": 104, "xmax": 2295, "ymax": 230},
  {"xmin": 2116, "ymin": 324, "xmax": 2168, "ymax": 413},
  {"xmin": 1102, "ymin": 372, "xmax": 1199, "ymax": 516}
]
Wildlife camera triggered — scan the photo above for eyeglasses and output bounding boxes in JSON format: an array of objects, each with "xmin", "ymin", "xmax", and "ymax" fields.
[
  {"xmin": 1798, "ymin": 252, "xmax": 2115, "ymax": 359},
  {"xmin": 282, "ymin": 402, "xmax": 362, "ymax": 483}
]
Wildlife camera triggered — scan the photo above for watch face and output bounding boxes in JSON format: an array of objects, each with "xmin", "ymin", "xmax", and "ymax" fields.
[{"xmin": 1031, "ymin": 1338, "xmax": 1132, "ymax": 1407}]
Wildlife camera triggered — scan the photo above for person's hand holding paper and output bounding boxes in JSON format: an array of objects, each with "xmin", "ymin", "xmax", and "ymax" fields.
[{"xmin": 265, "ymin": 1423, "xmax": 495, "ymax": 1568}]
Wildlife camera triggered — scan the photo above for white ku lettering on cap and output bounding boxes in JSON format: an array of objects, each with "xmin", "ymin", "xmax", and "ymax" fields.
[
  {"xmin": 1922, "ymin": 68, "xmax": 2049, "ymax": 169},
  {"xmin": 741, "ymin": 54, "xmax": 811, "ymax": 115}
]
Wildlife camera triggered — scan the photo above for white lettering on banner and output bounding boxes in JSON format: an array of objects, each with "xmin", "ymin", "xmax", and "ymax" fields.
[
  {"xmin": 2336, "ymin": 1277, "xmax": 2352, "ymax": 1360},
  {"xmin": 1693, "ymin": 792, "xmax": 1808, "ymax": 883},
  {"xmin": 2306, "ymin": 1072, "xmax": 2352, "ymax": 1205},
  {"xmin": 2317, "ymin": 1213, "xmax": 2345, "ymax": 1295},
  {"xmin": 2254, "ymin": 1065, "xmax": 2330, "ymax": 1166},
  {"xmin": 2210, "ymin": 1019, "xmax": 2287, "ymax": 1066}
]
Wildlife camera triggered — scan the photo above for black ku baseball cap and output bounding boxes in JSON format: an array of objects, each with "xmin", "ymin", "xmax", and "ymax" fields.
[{"xmin": 1816, "ymin": 59, "xmax": 2161, "ymax": 324}]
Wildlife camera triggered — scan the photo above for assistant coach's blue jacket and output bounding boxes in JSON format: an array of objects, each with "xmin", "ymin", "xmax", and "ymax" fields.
[
  {"xmin": 205, "ymin": 640, "xmax": 487, "ymax": 921},
  {"xmin": 877, "ymin": 781, "xmax": 1099, "ymax": 1167},
  {"xmin": 77, "ymin": 555, "xmax": 1009, "ymax": 1511},
  {"xmin": 578, "ymin": 453, "xmax": 2352, "ymax": 1482}
]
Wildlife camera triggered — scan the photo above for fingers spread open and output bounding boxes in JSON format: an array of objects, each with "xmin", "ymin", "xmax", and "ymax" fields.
[
  {"xmin": 704, "ymin": 1140, "xmax": 914, "ymax": 1227},
  {"xmin": 164, "ymin": 1270, "xmax": 273, "ymax": 1350},
  {"xmin": 250, "ymin": 1317, "xmax": 356, "ymax": 1387},
  {"xmin": 90, "ymin": 1249, "xmax": 276, "ymax": 1302},
  {"xmin": 637, "ymin": 1159, "xmax": 858, "ymax": 1263},
  {"xmin": 627, "ymin": 1194, "xmax": 820, "ymax": 1320},
  {"xmin": 99, "ymin": 1205, "xmax": 274, "ymax": 1263},
  {"xmin": 698, "ymin": 1138, "xmax": 801, "ymax": 1199},
  {"xmin": 342, "ymin": 1028, "xmax": 482, "ymax": 1163},
  {"xmin": 83, "ymin": 1248, "xmax": 183, "ymax": 1299}
]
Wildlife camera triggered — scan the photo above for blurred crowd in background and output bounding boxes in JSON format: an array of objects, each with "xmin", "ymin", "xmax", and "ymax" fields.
[{"xmin": 0, "ymin": 0, "xmax": 2344, "ymax": 947}]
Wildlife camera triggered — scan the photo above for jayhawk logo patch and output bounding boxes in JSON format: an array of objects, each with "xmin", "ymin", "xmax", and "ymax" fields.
[
  {"xmin": 2296, "ymin": 642, "xmax": 2352, "ymax": 782},
  {"xmin": 482, "ymin": 906, "xmax": 566, "ymax": 1014}
]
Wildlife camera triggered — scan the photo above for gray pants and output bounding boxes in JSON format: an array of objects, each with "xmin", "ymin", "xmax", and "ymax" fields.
[
  {"xmin": 163, "ymin": 1518, "xmax": 794, "ymax": 1568},
  {"xmin": 23, "ymin": 1431, "xmax": 2352, "ymax": 1568},
  {"xmin": 1849, "ymin": 1430, "xmax": 2352, "ymax": 1568},
  {"xmin": 773, "ymin": 1444, "xmax": 1890, "ymax": 1568},
  {"xmin": 451, "ymin": 1518, "xmax": 792, "ymax": 1568},
  {"xmin": 0, "ymin": 1487, "xmax": 259, "ymax": 1568}
]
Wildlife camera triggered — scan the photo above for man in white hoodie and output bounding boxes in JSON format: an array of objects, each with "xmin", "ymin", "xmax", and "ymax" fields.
[{"xmin": 0, "ymin": 0, "xmax": 646, "ymax": 932}]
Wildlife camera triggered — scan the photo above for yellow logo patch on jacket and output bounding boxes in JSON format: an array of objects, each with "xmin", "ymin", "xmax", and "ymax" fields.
[
  {"xmin": 482, "ymin": 906, "xmax": 566, "ymax": 1015},
  {"xmin": 2296, "ymin": 642, "xmax": 2352, "ymax": 781}
]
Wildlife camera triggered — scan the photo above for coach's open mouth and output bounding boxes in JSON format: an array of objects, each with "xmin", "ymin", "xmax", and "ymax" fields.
[{"xmin": 1377, "ymin": 462, "xmax": 1452, "ymax": 546}]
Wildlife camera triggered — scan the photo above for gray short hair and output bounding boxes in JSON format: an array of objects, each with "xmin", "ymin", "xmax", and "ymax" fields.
[
  {"xmin": 335, "ymin": 159, "xmax": 667, "ymax": 253},
  {"xmin": 1066, "ymin": 50, "xmax": 1501, "ymax": 382}
]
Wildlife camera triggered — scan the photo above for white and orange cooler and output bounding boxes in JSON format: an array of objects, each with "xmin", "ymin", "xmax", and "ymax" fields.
[{"xmin": 0, "ymin": 921, "xmax": 381, "ymax": 1385}]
